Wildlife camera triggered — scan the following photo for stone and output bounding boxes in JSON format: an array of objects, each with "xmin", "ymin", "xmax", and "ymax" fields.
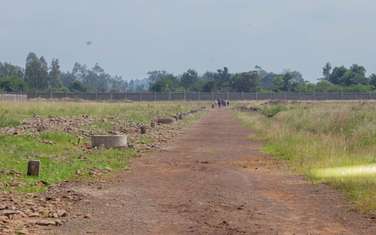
[
  {"xmin": 156, "ymin": 117, "xmax": 175, "ymax": 125},
  {"xmin": 0, "ymin": 210, "xmax": 20, "ymax": 217},
  {"xmin": 55, "ymin": 219, "xmax": 63, "ymax": 226},
  {"xmin": 35, "ymin": 219, "xmax": 57, "ymax": 226}
]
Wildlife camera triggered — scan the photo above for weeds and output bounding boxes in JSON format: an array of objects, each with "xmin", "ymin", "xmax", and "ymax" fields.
[{"xmin": 236, "ymin": 101, "xmax": 376, "ymax": 212}]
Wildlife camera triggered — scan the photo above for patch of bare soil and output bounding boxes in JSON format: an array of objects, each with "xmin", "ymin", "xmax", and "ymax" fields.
[{"xmin": 34, "ymin": 110, "xmax": 376, "ymax": 234}]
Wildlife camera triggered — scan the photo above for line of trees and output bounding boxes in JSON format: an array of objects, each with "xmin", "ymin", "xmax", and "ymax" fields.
[
  {"xmin": 1, "ymin": 53, "xmax": 376, "ymax": 93},
  {"xmin": 147, "ymin": 64, "xmax": 376, "ymax": 93},
  {"xmin": 0, "ymin": 52, "xmax": 128, "ymax": 93}
]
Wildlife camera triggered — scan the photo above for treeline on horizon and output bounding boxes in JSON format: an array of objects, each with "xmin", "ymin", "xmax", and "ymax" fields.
[{"xmin": 1, "ymin": 52, "xmax": 376, "ymax": 93}]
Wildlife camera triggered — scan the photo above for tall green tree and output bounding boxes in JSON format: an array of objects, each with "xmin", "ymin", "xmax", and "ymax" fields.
[
  {"xmin": 148, "ymin": 71, "xmax": 178, "ymax": 92},
  {"xmin": 181, "ymin": 69, "xmax": 198, "ymax": 90},
  {"xmin": 49, "ymin": 58, "xmax": 62, "ymax": 89},
  {"xmin": 272, "ymin": 71, "xmax": 304, "ymax": 92},
  {"xmin": 322, "ymin": 62, "xmax": 332, "ymax": 80},
  {"xmin": 370, "ymin": 74, "xmax": 376, "ymax": 88},
  {"xmin": 232, "ymin": 72, "xmax": 259, "ymax": 92},
  {"xmin": 25, "ymin": 53, "xmax": 48, "ymax": 90},
  {"xmin": 39, "ymin": 56, "xmax": 49, "ymax": 89},
  {"xmin": 215, "ymin": 67, "xmax": 231, "ymax": 91}
]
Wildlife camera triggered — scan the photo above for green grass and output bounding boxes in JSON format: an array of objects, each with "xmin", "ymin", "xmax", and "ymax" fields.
[
  {"xmin": 235, "ymin": 101, "xmax": 376, "ymax": 213},
  {"xmin": 260, "ymin": 104, "xmax": 288, "ymax": 118},
  {"xmin": 0, "ymin": 101, "xmax": 207, "ymax": 193},
  {"xmin": 0, "ymin": 131, "xmax": 135, "ymax": 193}
]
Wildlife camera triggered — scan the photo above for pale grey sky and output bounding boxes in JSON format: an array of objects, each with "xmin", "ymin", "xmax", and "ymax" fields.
[{"xmin": 0, "ymin": 0, "xmax": 375, "ymax": 81}]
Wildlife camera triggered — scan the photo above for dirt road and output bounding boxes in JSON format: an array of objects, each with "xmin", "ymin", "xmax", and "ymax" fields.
[{"xmin": 45, "ymin": 110, "xmax": 376, "ymax": 234}]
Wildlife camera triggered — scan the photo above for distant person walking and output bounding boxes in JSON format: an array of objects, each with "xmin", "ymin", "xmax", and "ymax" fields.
[{"xmin": 217, "ymin": 99, "xmax": 221, "ymax": 108}]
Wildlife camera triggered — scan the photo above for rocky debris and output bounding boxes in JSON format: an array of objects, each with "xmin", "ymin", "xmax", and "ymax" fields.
[
  {"xmin": 0, "ymin": 115, "xmax": 94, "ymax": 136},
  {"xmin": 0, "ymin": 187, "xmax": 84, "ymax": 234},
  {"xmin": 0, "ymin": 210, "xmax": 20, "ymax": 217},
  {"xmin": 238, "ymin": 105, "xmax": 261, "ymax": 113},
  {"xmin": 88, "ymin": 167, "xmax": 112, "ymax": 177},
  {"xmin": 0, "ymin": 169, "xmax": 21, "ymax": 177}
]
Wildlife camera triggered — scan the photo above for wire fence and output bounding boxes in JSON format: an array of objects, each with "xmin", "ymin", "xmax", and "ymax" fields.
[
  {"xmin": 0, "ymin": 93, "xmax": 27, "ymax": 102},
  {"xmin": 2, "ymin": 91, "xmax": 376, "ymax": 102}
]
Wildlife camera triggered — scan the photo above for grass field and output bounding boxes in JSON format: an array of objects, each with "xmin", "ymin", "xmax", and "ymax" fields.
[
  {"xmin": 236, "ymin": 101, "xmax": 376, "ymax": 213},
  {"xmin": 0, "ymin": 101, "xmax": 206, "ymax": 193}
]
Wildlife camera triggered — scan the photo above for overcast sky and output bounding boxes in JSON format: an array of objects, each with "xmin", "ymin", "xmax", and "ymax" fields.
[{"xmin": 1, "ymin": 0, "xmax": 375, "ymax": 81}]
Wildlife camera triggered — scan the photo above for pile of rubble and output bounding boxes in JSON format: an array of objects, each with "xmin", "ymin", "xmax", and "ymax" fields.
[
  {"xmin": 0, "ymin": 115, "xmax": 94, "ymax": 136},
  {"xmin": 0, "ymin": 187, "xmax": 84, "ymax": 234}
]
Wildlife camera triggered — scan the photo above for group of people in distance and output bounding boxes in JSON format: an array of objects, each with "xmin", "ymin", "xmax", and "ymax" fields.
[{"xmin": 212, "ymin": 99, "xmax": 230, "ymax": 108}]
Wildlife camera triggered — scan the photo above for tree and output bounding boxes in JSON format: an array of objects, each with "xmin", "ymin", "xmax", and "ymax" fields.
[
  {"xmin": 25, "ymin": 52, "xmax": 39, "ymax": 90},
  {"xmin": 49, "ymin": 59, "xmax": 62, "ymax": 89},
  {"xmin": 0, "ymin": 75, "xmax": 27, "ymax": 92},
  {"xmin": 328, "ymin": 66, "xmax": 347, "ymax": 85},
  {"xmin": 148, "ymin": 71, "xmax": 178, "ymax": 92},
  {"xmin": 0, "ymin": 63, "xmax": 24, "ymax": 79},
  {"xmin": 69, "ymin": 80, "xmax": 87, "ymax": 92},
  {"xmin": 272, "ymin": 71, "xmax": 304, "ymax": 92},
  {"xmin": 345, "ymin": 64, "xmax": 368, "ymax": 85},
  {"xmin": 181, "ymin": 69, "xmax": 198, "ymax": 90},
  {"xmin": 24, "ymin": 53, "xmax": 48, "ymax": 90},
  {"xmin": 327, "ymin": 64, "xmax": 368, "ymax": 86},
  {"xmin": 39, "ymin": 56, "xmax": 49, "ymax": 89},
  {"xmin": 370, "ymin": 74, "xmax": 376, "ymax": 88},
  {"xmin": 322, "ymin": 62, "xmax": 332, "ymax": 80},
  {"xmin": 232, "ymin": 71, "xmax": 259, "ymax": 92},
  {"xmin": 215, "ymin": 67, "xmax": 231, "ymax": 91}
]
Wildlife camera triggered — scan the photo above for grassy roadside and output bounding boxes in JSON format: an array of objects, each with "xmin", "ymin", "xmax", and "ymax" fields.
[
  {"xmin": 0, "ymin": 101, "xmax": 207, "ymax": 193},
  {"xmin": 235, "ymin": 101, "xmax": 376, "ymax": 213}
]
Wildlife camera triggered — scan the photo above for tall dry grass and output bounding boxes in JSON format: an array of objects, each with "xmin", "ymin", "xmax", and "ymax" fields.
[{"xmin": 236, "ymin": 101, "xmax": 376, "ymax": 212}]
